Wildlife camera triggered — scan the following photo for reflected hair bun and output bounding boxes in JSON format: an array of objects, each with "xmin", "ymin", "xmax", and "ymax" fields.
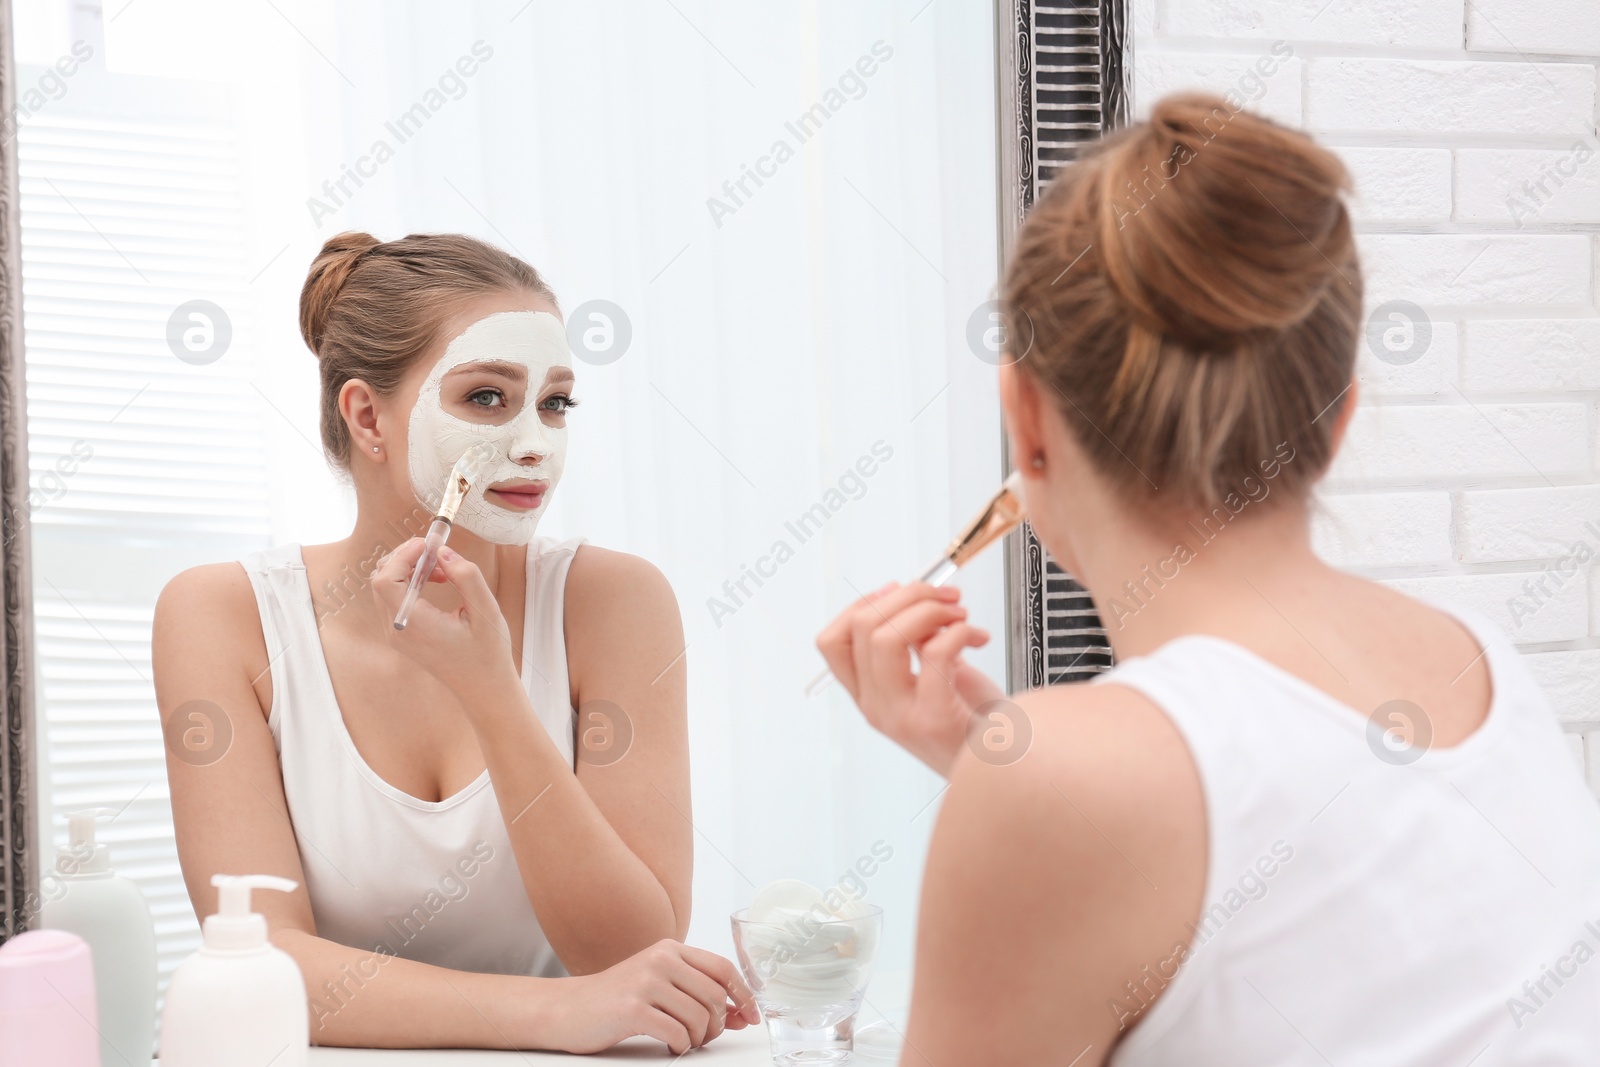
[{"xmin": 299, "ymin": 231, "xmax": 382, "ymax": 358}]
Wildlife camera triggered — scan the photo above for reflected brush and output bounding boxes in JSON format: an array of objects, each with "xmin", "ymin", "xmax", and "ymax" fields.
[
  {"xmin": 392, "ymin": 442, "xmax": 498, "ymax": 631},
  {"xmin": 805, "ymin": 469, "xmax": 1027, "ymax": 697}
]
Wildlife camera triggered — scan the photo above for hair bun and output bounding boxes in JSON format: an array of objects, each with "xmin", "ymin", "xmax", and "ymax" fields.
[
  {"xmin": 1094, "ymin": 93, "xmax": 1354, "ymax": 350},
  {"xmin": 299, "ymin": 231, "xmax": 382, "ymax": 357}
]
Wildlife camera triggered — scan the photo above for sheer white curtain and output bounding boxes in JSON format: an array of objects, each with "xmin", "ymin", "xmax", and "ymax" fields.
[{"xmin": 48, "ymin": 0, "xmax": 1001, "ymax": 1008}]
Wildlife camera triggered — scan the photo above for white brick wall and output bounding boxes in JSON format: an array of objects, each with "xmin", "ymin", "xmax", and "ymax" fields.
[
  {"xmin": 1462, "ymin": 321, "xmax": 1600, "ymax": 392},
  {"xmin": 1341, "ymin": 148, "xmax": 1452, "ymax": 224},
  {"xmin": 1328, "ymin": 403, "xmax": 1588, "ymax": 483},
  {"xmin": 1527, "ymin": 649, "xmax": 1600, "ymax": 726},
  {"xmin": 1355, "ymin": 318, "xmax": 1458, "ymax": 396},
  {"xmin": 1457, "ymin": 146, "xmax": 1600, "ymax": 228},
  {"xmin": 1360, "ymin": 235, "xmax": 1591, "ymax": 306},
  {"xmin": 1458, "ymin": 486, "xmax": 1600, "ymax": 562},
  {"xmin": 1135, "ymin": 0, "xmax": 1600, "ymax": 790},
  {"xmin": 1133, "ymin": 50, "xmax": 1304, "ymax": 125},
  {"xmin": 1466, "ymin": 0, "xmax": 1600, "ymax": 57},
  {"xmin": 1155, "ymin": 0, "xmax": 1463, "ymax": 49},
  {"xmin": 1303, "ymin": 59, "xmax": 1595, "ymax": 137},
  {"xmin": 1312, "ymin": 491, "xmax": 1452, "ymax": 568}
]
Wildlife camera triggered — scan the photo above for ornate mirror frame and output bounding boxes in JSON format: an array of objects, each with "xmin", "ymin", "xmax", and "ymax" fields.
[{"xmin": 997, "ymin": 0, "xmax": 1129, "ymax": 692}]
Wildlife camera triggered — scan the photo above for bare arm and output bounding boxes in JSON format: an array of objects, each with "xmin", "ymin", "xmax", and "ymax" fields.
[
  {"xmin": 370, "ymin": 542, "xmax": 690, "ymax": 976},
  {"xmin": 154, "ymin": 562, "xmax": 750, "ymax": 1052},
  {"xmin": 483, "ymin": 546, "xmax": 693, "ymax": 972},
  {"xmin": 900, "ymin": 684, "xmax": 1207, "ymax": 1066},
  {"xmin": 814, "ymin": 564, "xmax": 1211, "ymax": 1062}
]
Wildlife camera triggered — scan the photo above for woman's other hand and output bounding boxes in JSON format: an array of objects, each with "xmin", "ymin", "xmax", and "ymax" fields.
[
  {"xmin": 546, "ymin": 939, "xmax": 759, "ymax": 1055},
  {"xmin": 371, "ymin": 537, "xmax": 518, "ymax": 699},
  {"xmin": 816, "ymin": 582, "xmax": 1006, "ymax": 776}
]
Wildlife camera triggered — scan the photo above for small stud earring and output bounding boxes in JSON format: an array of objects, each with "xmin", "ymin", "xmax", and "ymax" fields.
[{"xmin": 372, "ymin": 446, "xmax": 380, "ymax": 453}]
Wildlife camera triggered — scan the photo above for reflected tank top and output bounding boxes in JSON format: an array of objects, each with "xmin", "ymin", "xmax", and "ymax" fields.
[{"xmin": 238, "ymin": 536, "xmax": 584, "ymax": 978}]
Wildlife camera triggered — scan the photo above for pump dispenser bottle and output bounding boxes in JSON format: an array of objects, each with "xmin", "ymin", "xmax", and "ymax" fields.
[
  {"xmin": 39, "ymin": 808, "xmax": 158, "ymax": 1066},
  {"xmin": 159, "ymin": 874, "xmax": 309, "ymax": 1067}
]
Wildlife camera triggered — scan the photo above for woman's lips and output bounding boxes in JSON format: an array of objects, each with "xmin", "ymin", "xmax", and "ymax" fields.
[{"xmin": 485, "ymin": 484, "xmax": 548, "ymax": 510}]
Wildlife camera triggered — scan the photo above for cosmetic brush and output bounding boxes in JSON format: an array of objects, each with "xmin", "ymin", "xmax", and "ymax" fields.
[
  {"xmin": 392, "ymin": 442, "xmax": 498, "ymax": 631},
  {"xmin": 805, "ymin": 469, "xmax": 1027, "ymax": 697}
]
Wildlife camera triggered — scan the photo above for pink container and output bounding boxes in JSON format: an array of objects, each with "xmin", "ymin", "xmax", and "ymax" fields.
[{"xmin": 0, "ymin": 929, "xmax": 101, "ymax": 1066}]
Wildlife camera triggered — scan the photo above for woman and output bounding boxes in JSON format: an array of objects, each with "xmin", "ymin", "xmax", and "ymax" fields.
[
  {"xmin": 820, "ymin": 95, "xmax": 1600, "ymax": 1064},
  {"xmin": 154, "ymin": 232, "xmax": 756, "ymax": 1054}
]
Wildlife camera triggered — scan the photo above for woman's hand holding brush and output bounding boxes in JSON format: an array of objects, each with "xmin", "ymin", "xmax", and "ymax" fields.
[
  {"xmin": 372, "ymin": 538, "xmax": 519, "ymax": 704},
  {"xmin": 815, "ymin": 581, "xmax": 1007, "ymax": 776},
  {"xmin": 391, "ymin": 441, "xmax": 498, "ymax": 631}
]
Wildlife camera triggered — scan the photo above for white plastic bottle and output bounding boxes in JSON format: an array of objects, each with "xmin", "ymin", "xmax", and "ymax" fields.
[
  {"xmin": 159, "ymin": 874, "xmax": 309, "ymax": 1067},
  {"xmin": 39, "ymin": 808, "xmax": 158, "ymax": 1067}
]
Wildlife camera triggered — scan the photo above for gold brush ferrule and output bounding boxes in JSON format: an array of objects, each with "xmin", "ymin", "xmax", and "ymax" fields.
[
  {"xmin": 436, "ymin": 468, "xmax": 473, "ymax": 523},
  {"xmin": 942, "ymin": 473, "xmax": 1026, "ymax": 569},
  {"xmin": 432, "ymin": 442, "xmax": 496, "ymax": 525},
  {"xmin": 802, "ymin": 471, "xmax": 1028, "ymax": 698}
]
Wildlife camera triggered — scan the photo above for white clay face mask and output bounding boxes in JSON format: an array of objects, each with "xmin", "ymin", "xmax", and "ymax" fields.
[{"xmin": 407, "ymin": 310, "xmax": 572, "ymax": 544}]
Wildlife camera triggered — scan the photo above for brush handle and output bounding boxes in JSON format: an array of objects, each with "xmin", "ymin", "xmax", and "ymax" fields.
[
  {"xmin": 393, "ymin": 518, "xmax": 451, "ymax": 630},
  {"xmin": 804, "ymin": 555, "xmax": 960, "ymax": 697}
]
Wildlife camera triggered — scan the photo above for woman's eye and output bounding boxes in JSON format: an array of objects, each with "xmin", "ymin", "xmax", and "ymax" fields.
[
  {"xmin": 466, "ymin": 388, "xmax": 505, "ymax": 410},
  {"xmin": 541, "ymin": 394, "xmax": 578, "ymax": 414}
]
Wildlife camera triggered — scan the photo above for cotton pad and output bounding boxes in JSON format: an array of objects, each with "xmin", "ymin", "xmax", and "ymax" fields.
[{"xmin": 749, "ymin": 880, "xmax": 826, "ymax": 923}]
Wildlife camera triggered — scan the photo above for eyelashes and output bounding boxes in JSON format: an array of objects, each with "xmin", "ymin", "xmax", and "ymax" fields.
[
  {"xmin": 542, "ymin": 394, "xmax": 579, "ymax": 413},
  {"xmin": 460, "ymin": 389, "xmax": 579, "ymax": 415}
]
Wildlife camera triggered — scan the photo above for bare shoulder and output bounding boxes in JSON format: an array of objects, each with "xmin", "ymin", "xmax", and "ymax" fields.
[
  {"xmin": 907, "ymin": 680, "xmax": 1207, "ymax": 1062},
  {"xmin": 944, "ymin": 679, "xmax": 1205, "ymax": 870},
  {"xmin": 565, "ymin": 544, "xmax": 676, "ymax": 608},
  {"xmin": 152, "ymin": 562, "xmax": 269, "ymax": 700},
  {"xmin": 563, "ymin": 545, "xmax": 686, "ymax": 692},
  {"xmin": 564, "ymin": 545, "xmax": 680, "ymax": 632},
  {"xmin": 154, "ymin": 561, "xmax": 261, "ymax": 643},
  {"xmin": 1329, "ymin": 571, "xmax": 1493, "ymax": 723},
  {"xmin": 1365, "ymin": 577, "xmax": 1486, "ymax": 660}
]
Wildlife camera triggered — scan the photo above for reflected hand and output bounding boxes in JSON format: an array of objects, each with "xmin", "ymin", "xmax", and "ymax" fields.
[
  {"xmin": 371, "ymin": 537, "xmax": 518, "ymax": 700},
  {"xmin": 816, "ymin": 582, "xmax": 1005, "ymax": 776}
]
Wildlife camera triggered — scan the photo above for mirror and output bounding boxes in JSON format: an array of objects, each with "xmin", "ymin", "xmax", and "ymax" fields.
[{"xmin": 11, "ymin": 0, "xmax": 1004, "ymax": 1040}]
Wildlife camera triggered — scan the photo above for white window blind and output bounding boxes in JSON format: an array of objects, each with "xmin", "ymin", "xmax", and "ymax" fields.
[{"xmin": 19, "ymin": 81, "xmax": 273, "ymax": 999}]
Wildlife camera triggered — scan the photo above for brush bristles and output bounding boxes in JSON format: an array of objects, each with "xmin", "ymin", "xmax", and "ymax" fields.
[{"xmin": 453, "ymin": 442, "xmax": 497, "ymax": 486}]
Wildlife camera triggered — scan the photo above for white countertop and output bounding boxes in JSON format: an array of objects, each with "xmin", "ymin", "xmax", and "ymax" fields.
[
  {"xmin": 320, "ymin": 1026, "xmax": 774, "ymax": 1062},
  {"xmin": 158, "ymin": 1026, "xmax": 776, "ymax": 1063},
  {"xmin": 153, "ymin": 972, "xmax": 910, "ymax": 1063}
]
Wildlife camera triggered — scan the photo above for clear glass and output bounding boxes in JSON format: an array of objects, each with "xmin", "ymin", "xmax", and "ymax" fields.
[{"xmin": 731, "ymin": 905, "xmax": 884, "ymax": 1065}]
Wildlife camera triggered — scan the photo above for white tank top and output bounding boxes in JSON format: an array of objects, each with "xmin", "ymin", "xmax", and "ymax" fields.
[
  {"xmin": 238, "ymin": 536, "xmax": 584, "ymax": 978},
  {"xmin": 1105, "ymin": 605, "xmax": 1600, "ymax": 1067}
]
